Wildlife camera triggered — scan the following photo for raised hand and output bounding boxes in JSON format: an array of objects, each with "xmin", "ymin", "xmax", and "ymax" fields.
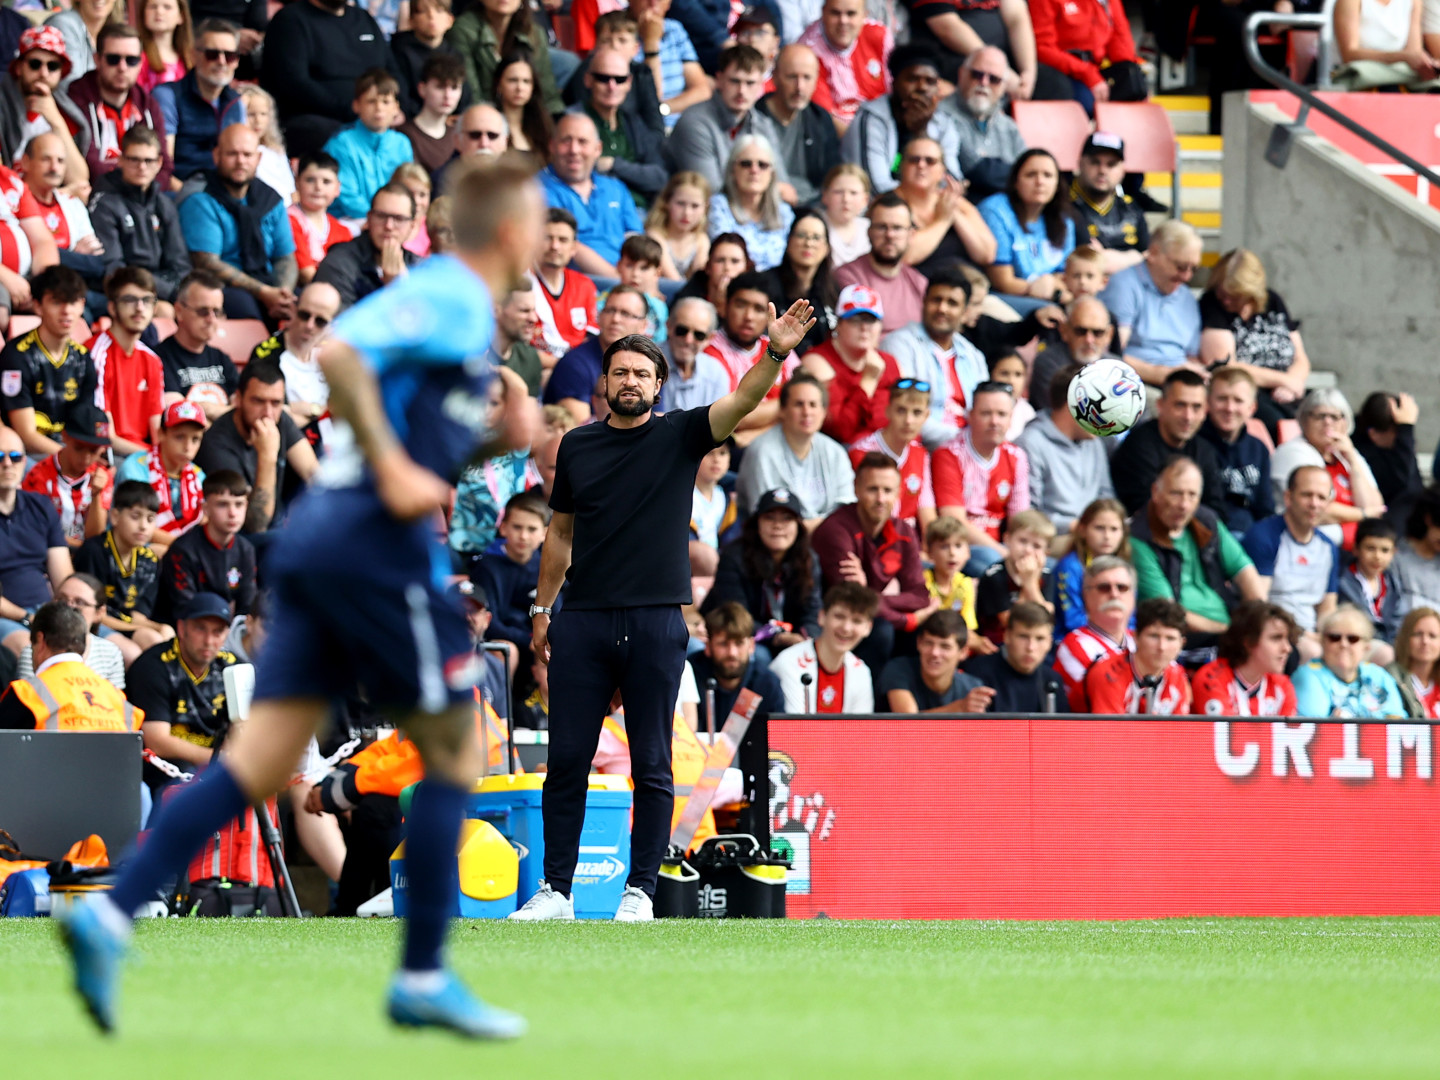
[{"xmin": 766, "ymin": 299, "xmax": 817, "ymax": 356}]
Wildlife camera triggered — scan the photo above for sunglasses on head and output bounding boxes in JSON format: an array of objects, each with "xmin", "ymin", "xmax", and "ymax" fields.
[
  {"xmin": 974, "ymin": 379, "xmax": 1015, "ymax": 396},
  {"xmin": 892, "ymin": 378, "xmax": 930, "ymax": 393},
  {"xmin": 203, "ymin": 48, "xmax": 239, "ymax": 64},
  {"xmin": 1325, "ymin": 632, "xmax": 1365, "ymax": 645},
  {"xmin": 25, "ymin": 57, "xmax": 64, "ymax": 73},
  {"xmin": 671, "ymin": 325, "xmax": 709, "ymax": 340},
  {"xmin": 0, "ymin": 451, "xmax": 24, "ymax": 464},
  {"xmin": 296, "ymin": 309, "xmax": 330, "ymax": 328},
  {"xmin": 591, "ymin": 71, "xmax": 630, "ymax": 85},
  {"xmin": 103, "ymin": 52, "xmax": 143, "ymax": 68}
]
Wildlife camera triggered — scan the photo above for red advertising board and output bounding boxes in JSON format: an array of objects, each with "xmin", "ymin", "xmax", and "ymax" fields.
[{"xmin": 768, "ymin": 716, "xmax": 1440, "ymax": 919}]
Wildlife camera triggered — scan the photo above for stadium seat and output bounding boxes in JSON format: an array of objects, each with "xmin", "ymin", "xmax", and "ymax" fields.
[
  {"xmin": 211, "ymin": 319, "xmax": 269, "ymax": 368},
  {"xmin": 1092, "ymin": 102, "xmax": 1180, "ymax": 216},
  {"xmin": 1277, "ymin": 418, "xmax": 1302, "ymax": 444},
  {"xmin": 1011, "ymin": 101, "xmax": 1091, "ymax": 173},
  {"xmin": 553, "ymin": 14, "xmax": 576, "ymax": 52},
  {"xmin": 90, "ymin": 316, "xmax": 111, "ymax": 338},
  {"xmin": 6, "ymin": 314, "xmax": 38, "ymax": 340},
  {"xmin": 151, "ymin": 316, "xmax": 176, "ymax": 341},
  {"xmin": 1246, "ymin": 418, "xmax": 1276, "ymax": 452},
  {"xmin": 1289, "ymin": 29, "xmax": 1320, "ymax": 83}
]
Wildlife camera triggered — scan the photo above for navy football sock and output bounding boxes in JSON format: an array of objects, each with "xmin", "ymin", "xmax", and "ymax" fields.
[
  {"xmin": 402, "ymin": 778, "xmax": 467, "ymax": 973},
  {"xmin": 109, "ymin": 762, "xmax": 250, "ymax": 916}
]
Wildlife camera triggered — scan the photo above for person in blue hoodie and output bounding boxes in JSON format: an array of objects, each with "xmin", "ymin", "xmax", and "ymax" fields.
[
  {"xmin": 1197, "ymin": 365, "xmax": 1274, "ymax": 540},
  {"xmin": 471, "ymin": 490, "xmax": 556, "ymax": 668},
  {"xmin": 322, "ymin": 69, "xmax": 414, "ymax": 222}
]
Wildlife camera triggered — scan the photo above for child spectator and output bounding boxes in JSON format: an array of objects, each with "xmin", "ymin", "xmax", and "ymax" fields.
[
  {"xmin": 1061, "ymin": 244, "xmax": 1108, "ymax": 301},
  {"xmin": 990, "ymin": 349, "xmax": 1036, "ymax": 440},
  {"xmin": 962, "ymin": 601, "xmax": 1068, "ymax": 712},
  {"xmin": 1054, "ymin": 498, "xmax": 1130, "ymax": 634},
  {"xmin": 602, "ymin": 235, "xmax": 670, "ymax": 342},
  {"xmin": 975, "ymin": 509, "xmax": 1058, "ymax": 645},
  {"xmin": 690, "ymin": 440, "xmax": 734, "ymax": 577},
  {"xmin": 426, "ymin": 194, "xmax": 454, "ymax": 255},
  {"xmin": 157, "ymin": 468, "xmax": 255, "ymax": 621},
  {"xmin": 849, "ymin": 378, "xmax": 934, "ymax": 533},
  {"xmin": 645, "ymin": 172, "xmax": 711, "ymax": 282},
  {"xmin": 924, "ymin": 515, "xmax": 991, "ymax": 655},
  {"xmin": 393, "ymin": 162, "xmax": 433, "ymax": 258},
  {"xmin": 22, "ymin": 401, "xmax": 113, "ymax": 548},
  {"xmin": 471, "ymin": 491, "xmax": 551, "ymax": 664},
  {"xmin": 933, "ymin": 379, "xmax": 1031, "ymax": 574},
  {"xmin": 1191, "ymin": 600, "xmax": 1299, "ymax": 717},
  {"xmin": 1338, "ymin": 517, "xmax": 1403, "ymax": 649},
  {"xmin": 322, "ymin": 69, "xmax": 414, "ymax": 223},
  {"xmin": 0, "ymin": 265, "xmax": 97, "ymax": 457},
  {"xmin": 90, "ymin": 266, "xmax": 166, "ymax": 457},
  {"xmin": 237, "ymin": 84, "xmax": 295, "ymax": 206},
  {"xmin": 770, "ymin": 582, "xmax": 878, "ymax": 713},
  {"xmin": 115, "ymin": 399, "xmax": 207, "ymax": 552},
  {"xmin": 391, "ymin": 0, "xmax": 470, "ymax": 119},
  {"xmin": 880, "ymin": 609, "xmax": 993, "ymax": 713},
  {"xmin": 138, "ymin": 0, "xmax": 191, "ymax": 93},
  {"xmin": 1084, "ymin": 598, "xmax": 1192, "ymax": 715},
  {"xmin": 398, "ymin": 52, "xmax": 463, "ymax": 186},
  {"xmin": 288, "ymin": 152, "xmax": 356, "ymax": 287},
  {"xmin": 534, "ymin": 208, "xmax": 599, "ymax": 355},
  {"xmin": 74, "ymin": 479, "xmax": 171, "ymax": 653},
  {"xmin": 451, "ymin": 446, "xmax": 530, "ymax": 565}
]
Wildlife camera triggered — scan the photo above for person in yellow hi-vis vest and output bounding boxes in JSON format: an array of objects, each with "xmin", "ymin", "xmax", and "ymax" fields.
[
  {"xmin": 0, "ymin": 602, "xmax": 141, "ymax": 733},
  {"xmin": 593, "ymin": 706, "xmax": 723, "ymax": 851}
]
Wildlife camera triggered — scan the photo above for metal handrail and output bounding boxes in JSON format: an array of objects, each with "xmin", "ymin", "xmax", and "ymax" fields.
[{"xmin": 1244, "ymin": 8, "xmax": 1440, "ymax": 190}]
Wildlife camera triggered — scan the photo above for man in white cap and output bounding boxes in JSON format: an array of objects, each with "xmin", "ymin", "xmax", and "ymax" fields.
[{"xmin": 800, "ymin": 282, "xmax": 900, "ymax": 445}]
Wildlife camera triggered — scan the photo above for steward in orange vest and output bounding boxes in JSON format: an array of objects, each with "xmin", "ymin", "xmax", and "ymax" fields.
[
  {"xmin": 597, "ymin": 709, "xmax": 717, "ymax": 850},
  {"xmin": 0, "ymin": 602, "xmax": 142, "ymax": 733}
]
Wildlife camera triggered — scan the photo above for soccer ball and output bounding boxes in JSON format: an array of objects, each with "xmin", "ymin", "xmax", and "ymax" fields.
[{"xmin": 1067, "ymin": 358, "xmax": 1145, "ymax": 437}]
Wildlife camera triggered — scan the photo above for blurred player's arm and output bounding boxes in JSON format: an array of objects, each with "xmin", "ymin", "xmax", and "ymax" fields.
[
  {"xmin": 529, "ymin": 511, "xmax": 573, "ymax": 666},
  {"xmin": 708, "ymin": 300, "xmax": 816, "ymax": 443}
]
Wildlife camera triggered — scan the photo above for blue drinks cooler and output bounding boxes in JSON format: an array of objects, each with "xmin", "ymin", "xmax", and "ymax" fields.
[{"xmin": 469, "ymin": 773, "xmax": 632, "ymax": 919}]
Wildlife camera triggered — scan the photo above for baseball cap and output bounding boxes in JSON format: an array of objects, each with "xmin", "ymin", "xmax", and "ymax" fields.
[
  {"xmin": 754, "ymin": 487, "xmax": 808, "ymax": 519},
  {"xmin": 13, "ymin": 26, "xmax": 72, "ymax": 79},
  {"xmin": 836, "ymin": 283, "xmax": 883, "ymax": 321},
  {"xmin": 162, "ymin": 400, "xmax": 210, "ymax": 430},
  {"xmin": 176, "ymin": 593, "xmax": 232, "ymax": 623},
  {"xmin": 1081, "ymin": 131, "xmax": 1126, "ymax": 160},
  {"xmin": 734, "ymin": 6, "xmax": 779, "ymax": 32},
  {"xmin": 449, "ymin": 579, "xmax": 490, "ymax": 611},
  {"xmin": 64, "ymin": 403, "xmax": 111, "ymax": 447}
]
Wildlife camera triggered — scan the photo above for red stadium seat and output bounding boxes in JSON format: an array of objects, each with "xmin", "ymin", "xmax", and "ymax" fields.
[
  {"xmin": 1011, "ymin": 101, "xmax": 1092, "ymax": 173},
  {"xmin": 1277, "ymin": 419, "xmax": 1302, "ymax": 445},
  {"xmin": 6, "ymin": 314, "xmax": 38, "ymax": 340},
  {"xmin": 89, "ymin": 315, "xmax": 111, "ymax": 339},
  {"xmin": 151, "ymin": 316, "xmax": 176, "ymax": 341},
  {"xmin": 553, "ymin": 14, "xmax": 576, "ymax": 52},
  {"xmin": 211, "ymin": 319, "xmax": 270, "ymax": 368},
  {"xmin": 1288, "ymin": 29, "xmax": 1319, "ymax": 83},
  {"xmin": 1093, "ymin": 102, "xmax": 1180, "ymax": 212}
]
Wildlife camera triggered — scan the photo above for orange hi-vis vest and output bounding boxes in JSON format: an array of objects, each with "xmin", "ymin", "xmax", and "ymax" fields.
[
  {"xmin": 8, "ymin": 661, "xmax": 142, "ymax": 732},
  {"xmin": 601, "ymin": 712, "xmax": 716, "ymax": 849},
  {"xmin": 346, "ymin": 694, "xmax": 516, "ymax": 798}
]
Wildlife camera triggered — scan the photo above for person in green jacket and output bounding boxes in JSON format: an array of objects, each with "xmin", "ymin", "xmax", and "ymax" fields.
[{"xmin": 447, "ymin": 0, "xmax": 563, "ymax": 118}]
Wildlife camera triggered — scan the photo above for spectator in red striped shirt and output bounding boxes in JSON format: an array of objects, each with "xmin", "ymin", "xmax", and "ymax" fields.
[
  {"xmin": 288, "ymin": 152, "xmax": 354, "ymax": 288},
  {"xmin": 932, "ymin": 378, "xmax": 1030, "ymax": 573},
  {"xmin": 21, "ymin": 399, "xmax": 113, "ymax": 549},
  {"xmin": 1083, "ymin": 598, "xmax": 1192, "ymax": 715},
  {"xmin": 1053, "ymin": 554, "xmax": 1135, "ymax": 712},
  {"xmin": 798, "ymin": 0, "xmax": 893, "ymax": 134},
  {"xmin": 89, "ymin": 266, "xmax": 165, "ymax": 456},
  {"xmin": 848, "ymin": 377, "xmax": 934, "ymax": 533}
]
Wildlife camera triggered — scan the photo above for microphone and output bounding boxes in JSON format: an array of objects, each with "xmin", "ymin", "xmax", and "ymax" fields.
[
  {"xmin": 705, "ymin": 677, "xmax": 717, "ymax": 739},
  {"xmin": 800, "ymin": 672, "xmax": 814, "ymax": 714}
]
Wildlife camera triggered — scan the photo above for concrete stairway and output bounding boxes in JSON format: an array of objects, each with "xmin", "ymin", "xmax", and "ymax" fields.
[{"xmin": 1143, "ymin": 96, "xmax": 1224, "ymax": 278}]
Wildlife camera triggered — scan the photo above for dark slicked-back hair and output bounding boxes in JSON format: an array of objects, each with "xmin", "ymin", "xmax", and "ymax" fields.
[{"xmin": 601, "ymin": 334, "xmax": 668, "ymax": 386}]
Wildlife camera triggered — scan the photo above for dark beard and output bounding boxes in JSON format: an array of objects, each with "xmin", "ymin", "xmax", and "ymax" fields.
[
  {"xmin": 870, "ymin": 249, "xmax": 902, "ymax": 268},
  {"xmin": 608, "ymin": 392, "xmax": 651, "ymax": 417}
]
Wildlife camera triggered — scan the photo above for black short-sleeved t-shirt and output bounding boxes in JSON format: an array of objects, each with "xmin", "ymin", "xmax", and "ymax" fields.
[
  {"xmin": 155, "ymin": 337, "xmax": 240, "ymax": 399},
  {"xmin": 1198, "ymin": 289, "xmax": 1299, "ymax": 372},
  {"xmin": 193, "ymin": 408, "xmax": 305, "ymax": 525},
  {"xmin": 549, "ymin": 406, "xmax": 719, "ymax": 609},
  {"xmin": 0, "ymin": 331, "xmax": 97, "ymax": 438},
  {"xmin": 905, "ymin": 0, "xmax": 1007, "ymax": 64},
  {"xmin": 879, "ymin": 655, "xmax": 984, "ymax": 711},
  {"xmin": 74, "ymin": 530, "xmax": 162, "ymax": 621}
]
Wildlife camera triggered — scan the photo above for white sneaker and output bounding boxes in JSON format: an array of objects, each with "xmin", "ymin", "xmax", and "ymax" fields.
[
  {"xmin": 508, "ymin": 881, "xmax": 575, "ymax": 921},
  {"xmin": 613, "ymin": 886, "xmax": 654, "ymax": 922}
]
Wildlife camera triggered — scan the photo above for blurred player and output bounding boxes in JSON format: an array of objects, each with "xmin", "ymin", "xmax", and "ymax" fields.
[{"xmin": 59, "ymin": 157, "xmax": 544, "ymax": 1040}]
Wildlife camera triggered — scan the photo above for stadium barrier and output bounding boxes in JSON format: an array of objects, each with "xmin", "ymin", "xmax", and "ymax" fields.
[{"xmin": 768, "ymin": 715, "xmax": 1440, "ymax": 920}]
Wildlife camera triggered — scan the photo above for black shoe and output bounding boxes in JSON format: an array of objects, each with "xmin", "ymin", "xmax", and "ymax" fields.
[{"xmin": 1131, "ymin": 189, "xmax": 1170, "ymax": 214}]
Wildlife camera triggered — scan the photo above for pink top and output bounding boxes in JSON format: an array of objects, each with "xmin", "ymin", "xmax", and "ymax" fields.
[
  {"xmin": 138, "ymin": 57, "xmax": 187, "ymax": 93},
  {"xmin": 404, "ymin": 222, "xmax": 431, "ymax": 258}
]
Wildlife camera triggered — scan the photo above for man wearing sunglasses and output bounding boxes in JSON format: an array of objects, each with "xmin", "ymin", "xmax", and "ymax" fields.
[
  {"xmin": 576, "ymin": 47, "xmax": 667, "ymax": 206},
  {"xmin": 937, "ymin": 46, "xmax": 1024, "ymax": 203},
  {"xmin": 66, "ymin": 23, "xmax": 174, "ymax": 186},
  {"xmin": 658, "ymin": 297, "xmax": 725, "ymax": 413},
  {"xmin": 1053, "ymin": 554, "xmax": 1135, "ymax": 711},
  {"xmin": 248, "ymin": 281, "xmax": 342, "ymax": 427},
  {"xmin": 151, "ymin": 19, "xmax": 246, "ymax": 188},
  {"xmin": 0, "ymin": 26, "xmax": 90, "ymax": 186}
]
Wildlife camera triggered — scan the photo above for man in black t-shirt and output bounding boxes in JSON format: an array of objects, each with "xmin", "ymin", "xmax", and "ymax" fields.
[
  {"xmin": 127, "ymin": 592, "xmax": 240, "ymax": 785},
  {"xmin": 0, "ymin": 266, "xmax": 98, "ymax": 457},
  {"xmin": 1069, "ymin": 133, "xmax": 1149, "ymax": 274},
  {"xmin": 156, "ymin": 270, "xmax": 240, "ymax": 420},
  {"xmin": 514, "ymin": 304, "xmax": 816, "ymax": 923},
  {"xmin": 880, "ymin": 610, "xmax": 993, "ymax": 713},
  {"xmin": 193, "ymin": 362, "xmax": 318, "ymax": 532},
  {"xmin": 901, "ymin": 0, "xmax": 1054, "ymax": 92}
]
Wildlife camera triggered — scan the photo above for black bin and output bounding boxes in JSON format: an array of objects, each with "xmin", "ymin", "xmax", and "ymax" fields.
[{"xmin": 690, "ymin": 834, "xmax": 789, "ymax": 919}]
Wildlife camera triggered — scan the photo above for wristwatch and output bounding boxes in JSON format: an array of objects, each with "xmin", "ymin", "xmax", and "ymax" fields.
[{"xmin": 528, "ymin": 604, "xmax": 553, "ymax": 619}]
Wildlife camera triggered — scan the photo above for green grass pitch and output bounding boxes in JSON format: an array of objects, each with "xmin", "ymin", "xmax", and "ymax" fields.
[{"xmin": 5, "ymin": 917, "xmax": 1440, "ymax": 1078}]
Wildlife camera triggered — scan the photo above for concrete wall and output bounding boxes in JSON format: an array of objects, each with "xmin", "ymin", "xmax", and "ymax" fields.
[{"xmin": 1221, "ymin": 97, "xmax": 1440, "ymax": 454}]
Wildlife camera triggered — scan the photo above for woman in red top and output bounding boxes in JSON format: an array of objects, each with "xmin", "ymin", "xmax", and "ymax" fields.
[
  {"xmin": 1191, "ymin": 600, "xmax": 1300, "ymax": 718},
  {"xmin": 800, "ymin": 282, "xmax": 900, "ymax": 445},
  {"xmin": 1388, "ymin": 606, "xmax": 1440, "ymax": 719}
]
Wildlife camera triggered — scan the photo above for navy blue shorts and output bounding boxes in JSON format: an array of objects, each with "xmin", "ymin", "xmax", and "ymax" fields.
[{"xmin": 253, "ymin": 488, "xmax": 478, "ymax": 712}]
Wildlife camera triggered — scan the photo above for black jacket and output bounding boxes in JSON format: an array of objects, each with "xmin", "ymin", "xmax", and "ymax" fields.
[
  {"xmin": 757, "ymin": 95, "xmax": 842, "ymax": 202},
  {"xmin": 314, "ymin": 232, "xmax": 419, "ymax": 310},
  {"xmin": 574, "ymin": 102, "xmax": 668, "ymax": 202},
  {"xmin": 1356, "ymin": 424, "xmax": 1424, "ymax": 534},
  {"xmin": 1338, "ymin": 563, "xmax": 1403, "ymax": 645},
  {"xmin": 87, "ymin": 171, "xmax": 192, "ymax": 302},
  {"xmin": 260, "ymin": 0, "xmax": 398, "ymax": 125},
  {"xmin": 563, "ymin": 57, "xmax": 664, "ymax": 136},
  {"xmin": 1109, "ymin": 418, "xmax": 1228, "ymax": 519},
  {"xmin": 1130, "ymin": 501, "xmax": 1232, "ymax": 613},
  {"xmin": 701, "ymin": 541, "xmax": 823, "ymax": 641},
  {"xmin": 390, "ymin": 31, "xmax": 474, "ymax": 119},
  {"xmin": 962, "ymin": 650, "xmax": 1069, "ymax": 713}
]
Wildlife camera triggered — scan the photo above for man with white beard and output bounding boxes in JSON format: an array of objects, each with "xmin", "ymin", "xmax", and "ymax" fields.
[{"xmin": 937, "ymin": 45, "xmax": 1025, "ymax": 202}]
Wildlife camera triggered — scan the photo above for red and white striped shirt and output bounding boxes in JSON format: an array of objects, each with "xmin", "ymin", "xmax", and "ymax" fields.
[
  {"xmin": 1054, "ymin": 623, "xmax": 1133, "ymax": 712},
  {"xmin": 930, "ymin": 431, "xmax": 1030, "ymax": 541},
  {"xmin": 288, "ymin": 204, "xmax": 355, "ymax": 271},
  {"xmin": 1084, "ymin": 652, "xmax": 1191, "ymax": 716},
  {"xmin": 848, "ymin": 430, "xmax": 932, "ymax": 526},
  {"xmin": 1190, "ymin": 659, "xmax": 1297, "ymax": 717},
  {"xmin": 798, "ymin": 20, "xmax": 894, "ymax": 126},
  {"xmin": 21, "ymin": 454, "xmax": 107, "ymax": 545},
  {"xmin": 703, "ymin": 331, "xmax": 798, "ymax": 401}
]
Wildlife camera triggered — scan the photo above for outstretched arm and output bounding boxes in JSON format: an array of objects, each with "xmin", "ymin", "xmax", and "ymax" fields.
[{"xmin": 708, "ymin": 299, "xmax": 816, "ymax": 443}]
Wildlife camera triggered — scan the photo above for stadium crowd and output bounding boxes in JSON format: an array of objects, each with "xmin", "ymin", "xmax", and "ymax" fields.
[{"xmin": 3, "ymin": 0, "xmax": 1440, "ymax": 905}]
